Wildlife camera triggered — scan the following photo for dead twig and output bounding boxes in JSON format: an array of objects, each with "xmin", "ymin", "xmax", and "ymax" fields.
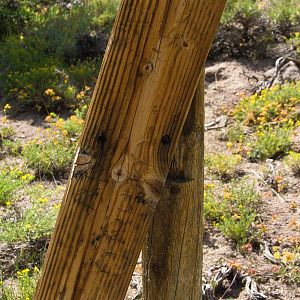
[{"xmin": 250, "ymin": 170, "xmax": 286, "ymax": 203}]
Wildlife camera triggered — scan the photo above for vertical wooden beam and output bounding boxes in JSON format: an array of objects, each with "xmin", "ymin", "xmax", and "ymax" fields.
[
  {"xmin": 34, "ymin": 1, "xmax": 226, "ymax": 299},
  {"xmin": 143, "ymin": 70, "xmax": 205, "ymax": 300}
]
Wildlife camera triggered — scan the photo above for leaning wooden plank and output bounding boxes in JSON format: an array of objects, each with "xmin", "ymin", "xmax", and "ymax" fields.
[
  {"xmin": 34, "ymin": 1, "xmax": 226, "ymax": 299},
  {"xmin": 143, "ymin": 70, "xmax": 205, "ymax": 300}
]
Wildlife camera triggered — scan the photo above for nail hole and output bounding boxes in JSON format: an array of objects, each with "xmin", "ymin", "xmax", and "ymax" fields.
[
  {"xmin": 161, "ymin": 134, "xmax": 171, "ymax": 145},
  {"xmin": 143, "ymin": 63, "xmax": 153, "ymax": 74},
  {"xmin": 182, "ymin": 40, "xmax": 188, "ymax": 48},
  {"xmin": 98, "ymin": 132, "xmax": 106, "ymax": 143}
]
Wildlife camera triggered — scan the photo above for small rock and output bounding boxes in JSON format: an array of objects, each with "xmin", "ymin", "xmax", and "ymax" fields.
[{"xmin": 273, "ymin": 62, "xmax": 300, "ymax": 85}]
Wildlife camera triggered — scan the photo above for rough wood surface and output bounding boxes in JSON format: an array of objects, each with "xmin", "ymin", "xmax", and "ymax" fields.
[
  {"xmin": 143, "ymin": 71, "xmax": 205, "ymax": 300},
  {"xmin": 34, "ymin": 1, "xmax": 226, "ymax": 299}
]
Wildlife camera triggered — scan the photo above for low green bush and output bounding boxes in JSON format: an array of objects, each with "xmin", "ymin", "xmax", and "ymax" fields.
[
  {"xmin": 0, "ymin": 0, "xmax": 34, "ymax": 38},
  {"xmin": 205, "ymin": 153, "xmax": 242, "ymax": 181},
  {"xmin": 0, "ymin": 267, "xmax": 39, "ymax": 300},
  {"xmin": 285, "ymin": 151, "xmax": 300, "ymax": 176},
  {"xmin": 248, "ymin": 125, "xmax": 292, "ymax": 160},
  {"xmin": 1, "ymin": 61, "xmax": 95, "ymax": 112},
  {"xmin": 204, "ymin": 178, "xmax": 261, "ymax": 246},
  {"xmin": 0, "ymin": 200, "xmax": 59, "ymax": 243},
  {"xmin": 0, "ymin": 168, "xmax": 34, "ymax": 206},
  {"xmin": 22, "ymin": 138, "xmax": 75, "ymax": 178},
  {"xmin": 22, "ymin": 111, "xmax": 84, "ymax": 178},
  {"xmin": 221, "ymin": 0, "xmax": 261, "ymax": 25},
  {"xmin": 233, "ymin": 82, "xmax": 300, "ymax": 127},
  {"xmin": 0, "ymin": 0, "xmax": 111, "ymax": 112},
  {"xmin": 267, "ymin": 0, "xmax": 300, "ymax": 25}
]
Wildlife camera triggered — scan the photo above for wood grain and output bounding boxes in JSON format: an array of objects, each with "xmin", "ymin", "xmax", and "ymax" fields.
[
  {"xmin": 34, "ymin": 1, "xmax": 226, "ymax": 299},
  {"xmin": 143, "ymin": 71, "xmax": 205, "ymax": 300}
]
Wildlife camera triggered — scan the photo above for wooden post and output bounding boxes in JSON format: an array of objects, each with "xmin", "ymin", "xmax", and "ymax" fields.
[
  {"xmin": 34, "ymin": 1, "xmax": 226, "ymax": 299},
  {"xmin": 143, "ymin": 71, "xmax": 205, "ymax": 300}
]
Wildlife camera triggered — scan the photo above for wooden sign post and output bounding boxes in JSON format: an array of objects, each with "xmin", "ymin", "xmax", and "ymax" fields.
[
  {"xmin": 34, "ymin": 1, "xmax": 226, "ymax": 299},
  {"xmin": 143, "ymin": 71, "xmax": 205, "ymax": 300}
]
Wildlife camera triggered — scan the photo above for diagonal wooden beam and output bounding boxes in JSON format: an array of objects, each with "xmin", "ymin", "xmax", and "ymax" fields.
[{"xmin": 34, "ymin": 1, "xmax": 226, "ymax": 299}]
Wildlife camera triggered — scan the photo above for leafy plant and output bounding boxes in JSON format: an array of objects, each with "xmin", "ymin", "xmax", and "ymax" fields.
[
  {"xmin": 267, "ymin": 0, "xmax": 300, "ymax": 25},
  {"xmin": 0, "ymin": 267, "xmax": 39, "ymax": 300},
  {"xmin": 22, "ymin": 112, "xmax": 84, "ymax": 178},
  {"xmin": 205, "ymin": 153, "xmax": 242, "ymax": 181},
  {"xmin": 22, "ymin": 137, "xmax": 75, "ymax": 178},
  {"xmin": 204, "ymin": 178, "xmax": 261, "ymax": 246},
  {"xmin": 285, "ymin": 151, "xmax": 300, "ymax": 176},
  {"xmin": 227, "ymin": 123, "xmax": 245, "ymax": 144},
  {"xmin": 221, "ymin": 0, "xmax": 261, "ymax": 25},
  {"xmin": 233, "ymin": 82, "xmax": 300, "ymax": 127},
  {"xmin": 0, "ymin": 201, "xmax": 59, "ymax": 243},
  {"xmin": 0, "ymin": 168, "xmax": 34, "ymax": 206},
  {"xmin": 0, "ymin": 183, "xmax": 63, "ymax": 243},
  {"xmin": 0, "ymin": 0, "xmax": 35, "ymax": 38},
  {"xmin": 248, "ymin": 125, "xmax": 292, "ymax": 160}
]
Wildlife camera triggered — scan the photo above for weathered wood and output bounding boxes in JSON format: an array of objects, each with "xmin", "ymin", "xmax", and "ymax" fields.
[
  {"xmin": 143, "ymin": 70, "xmax": 205, "ymax": 300},
  {"xmin": 34, "ymin": 1, "xmax": 226, "ymax": 299}
]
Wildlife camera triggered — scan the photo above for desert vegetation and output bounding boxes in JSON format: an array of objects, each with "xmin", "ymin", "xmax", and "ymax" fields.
[{"xmin": 0, "ymin": 0, "xmax": 300, "ymax": 299}]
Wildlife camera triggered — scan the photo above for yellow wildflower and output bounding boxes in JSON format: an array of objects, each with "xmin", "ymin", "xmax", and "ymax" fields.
[
  {"xmin": 21, "ymin": 268, "xmax": 30, "ymax": 274},
  {"xmin": 45, "ymin": 115, "xmax": 52, "ymax": 122},
  {"xmin": 53, "ymin": 95, "xmax": 61, "ymax": 101},
  {"xmin": 282, "ymin": 251, "xmax": 295, "ymax": 264},
  {"xmin": 273, "ymin": 251, "xmax": 281, "ymax": 260},
  {"xmin": 232, "ymin": 213, "xmax": 241, "ymax": 220},
  {"xmin": 44, "ymin": 88, "xmax": 55, "ymax": 96},
  {"xmin": 34, "ymin": 266, "xmax": 39, "ymax": 273},
  {"xmin": 53, "ymin": 203, "xmax": 61, "ymax": 209},
  {"xmin": 4, "ymin": 103, "xmax": 11, "ymax": 110},
  {"xmin": 38, "ymin": 197, "xmax": 49, "ymax": 204},
  {"xmin": 227, "ymin": 142, "xmax": 233, "ymax": 149}
]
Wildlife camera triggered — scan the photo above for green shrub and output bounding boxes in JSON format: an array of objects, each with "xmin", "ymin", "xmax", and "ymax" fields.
[
  {"xmin": 227, "ymin": 123, "xmax": 245, "ymax": 144},
  {"xmin": 204, "ymin": 187, "xmax": 225, "ymax": 222},
  {"xmin": 0, "ymin": 168, "xmax": 34, "ymax": 205},
  {"xmin": 0, "ymin": 35, "xmax": 55, "ymax": 73},
  {"xmin": 91, "ymin": 0, "xmax": 119, "ymax": 32},
  {"xmin": 286, "ymin": 32, "xmax": 300, "ymax": 54},
  {"xmin": 22, "ymin": 138, "xmax": 75, "ymax": 178},
  {"xmin": 205, "ymin": 153, "xmax": 242, "ymax": 180},
  {"xmin": 249, "ymin": 125, "xmax": 292, "ymax": 160},
  {"xmin": 0, "ymin": 125, "xmax": 21, "ymax": 157},
  {"xmin": 285, "ymin": 151, "xmax": 300, "ymax": 175},
  {"xmin": 267, "ymin": 0, "xmax": 300, "ymax": 25},
  {"xmin": 0, "ymin": 0, "xmax": 34, "ymax": 38},
  {"xmin": 0, "ymin": 200, "xmax": 58, "ymax": 243},
  {"xmin": 1, "ymin": 61, "xmax": 95, "ymax": 112},
  {"xmin": 0, "ymin": 0, "xmax": 109, "ymax": 112},
  {"xmin": 204, "ymin": 178, "xmax": 260, "ymax": 246},
  {"xmin": 0, "ymin": 182, "xmax": 62, "ymax": 245},
  {"xmin": 22, "ymin": 112, "xmax": 84, "ymax": 177},
  {"xmin": 0, "ymin": 267, "xmax": 39, "ymax": 300},
  {"xmin": 68, "ymin": 59, "xmax": 100, "ymax": 88},
  {"xmin": 0, "ymin": 125, "xmax": 15, "ymax": 140},
  {"xmin": 1, "ymin": 139, "xmax": 22, "ymax": 157},
  {"xmin": 221, "ymin": 0, "xmax": 261, "ymax": 25},
  {"xmin": 233, "ymin": 82, "xmax": 300, "ymax": 126}
]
